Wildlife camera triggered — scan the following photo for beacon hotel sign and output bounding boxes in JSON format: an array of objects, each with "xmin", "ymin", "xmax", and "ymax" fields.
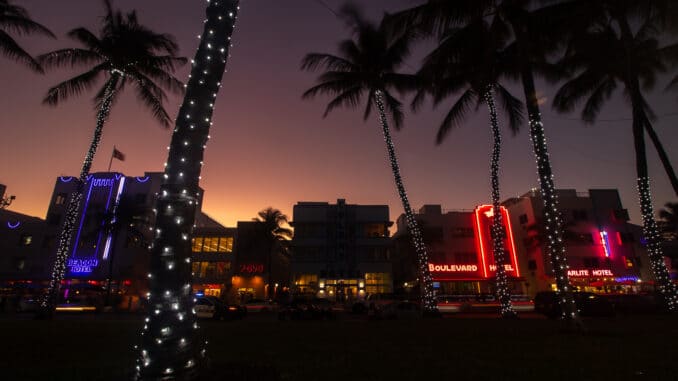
[{"xmin": 428, "ymin": 205, "xmax": 521, "ymax": 281}]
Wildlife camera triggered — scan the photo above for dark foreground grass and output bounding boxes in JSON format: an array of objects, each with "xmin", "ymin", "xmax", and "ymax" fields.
[{"xmin": 1, "ymin": 315, "xmax": 676, "ymax": 381}]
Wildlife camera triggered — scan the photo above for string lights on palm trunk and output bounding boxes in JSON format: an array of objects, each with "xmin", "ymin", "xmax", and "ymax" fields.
[
  {"xmin": 527, "ymin": 112, "xmax": 579, "ymax": 320},
  {"xmin": 374, "ymin": 90, "xmax": 438, "ymax": 314},
  {"xmin": 41, "ymin": 77, "xmax": 119, "ymax": 314},
  {"xmin": 637, "ymin": 176, "xmax": 677, "ymax": 312},
  {"xmin": 483, "ymin": 87, "xmax": 516, "ymax": 318},
  {"xmin": 135, "ymin": 1, "xmax": 240, "ymax": 379}
]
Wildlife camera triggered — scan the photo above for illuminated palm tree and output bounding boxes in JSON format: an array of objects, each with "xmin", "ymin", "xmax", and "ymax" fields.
[
  {"xmin": 387, "ymin": 0, "xmax": 587, "ymax": 324},
  {"xmin": 300, "ymin": 4, "xmax": 438, "ymax": 315},
  {"xmin": 553, "ymin": 1, "xmax": 678, "ymax": 312},
  {"xmin": 135, "ymin": 1, "xmax": 240, "ymax": 379},
  {"xmin": 415, "ymin": 18, "xmax": 523, "ymax": 318},
  {"xmin": 38, "ymin": 0, "xmax": 186, "ymax": 315},
  {"xmin": 0, "ymin": 0, "xmax": 54, "ymax": 71}
]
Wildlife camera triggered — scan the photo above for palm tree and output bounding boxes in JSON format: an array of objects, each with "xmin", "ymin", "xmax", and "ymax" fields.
[
  {"xmin": 135, "ymin": 1, "xmax": 240, "ymax": 379},
  {"xmin": 38, "ymin": 0, "xmax": 186, "ymax": 315},
  {"xmin": 553, "ymin": 2, "xmax": 678, "ymax": 312},
  {"xmin": 415, "ymin": 18, "xmax": 523, "ymax": 318},
  {"xmin": 0, "ymin": 0, "xmax": 54, "ymax": 71},
  {"xmin": 254, "ymin": 208, "xmax": 293, "ymax": 299},
  {"xmin": 386, "ymin": 0, "xmax": 588, "ymax": 324},
  {"xmin": 300, "ymin": 3, "xmax": 438, "ymax": 315}
]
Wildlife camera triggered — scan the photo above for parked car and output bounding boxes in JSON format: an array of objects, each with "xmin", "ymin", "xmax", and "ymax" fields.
[
  {"xmin": 435, "ymin": 295, "xmax": 473, "ymax": 313},
  {"xmin": 602, "ymin": 293, "xmax": 662, "ymax": 315},
  {"xmin": 375, "ymin": 301, "xmax": 421, "ymax": 320},
  {"xmin": 16, "ymin": 295, "xmax": 40, "ymax": 313},
  {"xmin": 534, "ymin": 291, "xmax": 615, "ymax": 318},
  {"xmin": 195, "ymin": 296, "xmax": 246, "ymax": 320},
  {"xmin": 242, "ymin": 298, "xmax": 276, "ymax": 313},
  {"xmin": 278, "ymin": 299, "xmax": 334, "ymax": 320}
]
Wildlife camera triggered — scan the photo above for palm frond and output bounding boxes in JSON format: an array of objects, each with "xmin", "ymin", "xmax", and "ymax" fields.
[
  {"xmin": 323, "ymin": 86, "xmax": 363, "ymax": 117},
  {"xmin": 436, "ymin": 88, "xmax": 477, "ymax": 144},
  {"xmin": 381, "ymin": 90, "xmax": 404, "ymax": 130},
  {"xmin": 581, "ymin": 78, "xmax": 617, "ymax": 124},
  {"xmin": 132, "ymin": 75, "xmax": 172, "ymax": 128},
  {"xmin": 66, "ymin": 27, "xmax": 103, "ymax": 53},
  {"xmin": 494, "ymin": 84, "xmax": 525, "ymax": 134},
  {"xmin": 0, "ymin": 30, "xmax": 42, "ymax": 72},
  {"xmin": 300, "ymin": 53, "xmax": 355, "ymax": 72},
  {"xmin": 43, "ymin": 64, "xmax": 106, "ymax": 105},
  {"xmin": 0, "ymin": 14, "xmax": 55, "ymax": 38},
  {"xmin": 37, "ymin": 48, "xmax": 103, "ymax": 70}
]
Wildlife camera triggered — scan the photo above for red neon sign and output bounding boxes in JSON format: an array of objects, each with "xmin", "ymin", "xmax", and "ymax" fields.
[
  {"xmin": 428, "ymin": 205, "xmax": 520, "ymax": 281},
  {"xmin": 238, "ymin": 263, "xmax": 264, "ymax": 274}
]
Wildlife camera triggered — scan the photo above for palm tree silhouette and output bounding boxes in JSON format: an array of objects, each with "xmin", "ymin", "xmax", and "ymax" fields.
[
  {"xmin": 415, "ymin": 18, "xmax": 522, "ymax": 318},
  {"xmin": 254, "ymin": 208, "xmax": 293, "ymax": 300},
  {"xmin": 553, "ymin": 1, "xmax": 678, "ymax": 312},
  {"xmin": 0, "ymin": 0, "xmax": 54, "ymax": 71},
  {"xmin": 300, "ymin": 3, "xmax": 438, "ymax": 314},
  {"xmin": 38, "ymin": 0, "xmax": 186, "ymax": 314}
]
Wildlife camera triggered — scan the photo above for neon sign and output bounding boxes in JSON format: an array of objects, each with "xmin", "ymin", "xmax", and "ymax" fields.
[
  {"xmin": 7, "ymin": 221, "xmax": 20, "ymax": 229},
  {"xmin": 428, "ymin": 205, "xmax": 520, "ymax": 281},
  {"xmin": 136, "ymin": 176, "xmax": 150, "ymax": 183},
  {"xmin": 59, "ymin": 176, "xmax": 74, "ymax": 183},
  {"xmin": 567, "ymin": 269, "xmax": 614, "ymax": 277},
  {"xmin": 599, "ymin": 230, "xmax": 612, "ymax": 258},
  {"xmin": 239, "ymin": 264, "xmax": 264, "ymax": 274},
  {"xmin": 68, "ymin": 259, "xmax": 99, "ymax": 273},
  {"xmin": 429, "ymin": 264, "xmax": 478, "ymax": 272},
  {"xmin": 473, "ymin": 205, "xmax": 520, "ymax": 278}
]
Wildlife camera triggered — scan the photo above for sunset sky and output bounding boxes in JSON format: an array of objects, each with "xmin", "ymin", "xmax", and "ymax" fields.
[{"xmin": 1, "ymin": 0, "xmax": 677, "ymax": 228}]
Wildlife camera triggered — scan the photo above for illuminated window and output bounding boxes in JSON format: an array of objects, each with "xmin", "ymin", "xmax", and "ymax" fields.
[
  {"xmin": 55, "ymin": 193, "xmax": 67, "ymax": 205},
  {"xmin": 364, "ymin": 224, "xmax": 386, "ymax": 237},
  {"xmin": 624, "ymin": 257, "xmax": 634, "ymax": 268},
  {"xmin": 218, "ymin": 236, "xmax": 233, "ymax": 253},
  {"xmin": 365, "ymin": 273, "xmax": 392, "ymax": 294},
  {"xmin": 295, "ymin": 274, "xmax": 318, "ymax": 286},
  {"xmin": 216, "ymin": 262, "xmax": 231, "ymax": 276},
  {"xmin": 192, "ymin": 237, "xmax": 204, "ymax": 252},
  {"xmin": 203, "ymin": 237, "xmax": 219, "ymax": 252},
  {"xmin": 20, "ymin": 234, "xmax": 32, "ymax": 246}
]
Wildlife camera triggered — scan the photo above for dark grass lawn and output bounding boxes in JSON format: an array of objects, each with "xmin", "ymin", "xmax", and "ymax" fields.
[{"xmin": 1, "ymin": 314, "xmax": 676, "ymax": 381}]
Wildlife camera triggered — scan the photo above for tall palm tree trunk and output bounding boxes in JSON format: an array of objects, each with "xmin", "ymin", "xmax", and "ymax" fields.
[
  {"xmin": 40, "ymin": 75, "xmax": 120, "ymax": 316},
  {"xmin": 374, "ymin": 90, "xmax": 437, "ymax": 315},
  {"xmin": 630, "ymin": 88, "xmax": 678, "ymax": 313},
  {"xmin": 483, "ymin": 86, "xmax": 516, "ymax": 318},
  {"xmin": 512, "ymin": 23, "xmax": 581, "ymax": 324},
  {"xmin": 135, "ymin": 1, "xmax": 240, "ymax": 379}
]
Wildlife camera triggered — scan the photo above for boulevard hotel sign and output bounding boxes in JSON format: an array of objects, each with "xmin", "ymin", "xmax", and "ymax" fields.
[{"xmin": 428, "ymin": 205, "xmax": 521, "ymax": 281}]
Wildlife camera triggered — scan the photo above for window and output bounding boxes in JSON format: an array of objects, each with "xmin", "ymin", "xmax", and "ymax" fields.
[
  {"xmin": 564, "ymin": 231, "xmax": 594, "ymax": 244},
  {"xmin": 216, "ymin": 261, "xmax": 231, "ymax": 276},
  {"xmin": 618, "ymin": 232, "xmax": 635, "ymax": 244},
  {"xmin": 582, "ymin": 257, "xmax": 600, "ymax": 268},
  {"xmin": 365, "ymin": 272, "xmax": 392, "ymax": 294},
  {"xmin": 364, "ymin": 223, "xmax": 386, "ymax": 237},
  {"xmin": 528, "ymin": 260, "xmax": 537, "ymax": 270},
  {"xmin": 20, "ymin": 234, "xmax": 32, "ymax": 246},
  {"xmin": 218, "ymin": 237, "xmax": 233, "ymax": 253},
  {"xmin": 450, "ymin": 228, "xmax": 474, "ymax": 238},
  {"xmin": 202, "ymin": 237, "xmax": 219, "ymax": 252},
  {"xmin": 572, "ymin": 209, "xmax": 588, "ymax": 221},
  {"xmin": 55, "ymin": 193, "xmax": 67, "ymax": 205},
  {"xmin": 205, "ymin": 263, "xmax": 218, "ymax": 278},
  {"xmin": 519, "ymin": 214, "xmax": 529, "ymax": 225},
  {"xmin": 192, "ymin": 237, "xmax": 204, "ymax": 252},
  {"xmin": 454, "ymin": 252, "xmax": 477, "ymax": 264}
]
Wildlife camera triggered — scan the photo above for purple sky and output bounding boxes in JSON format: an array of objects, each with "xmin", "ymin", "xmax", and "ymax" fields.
[{"xmin": 1, "ymin": 0, "xmax": 676, "ymax": 227}]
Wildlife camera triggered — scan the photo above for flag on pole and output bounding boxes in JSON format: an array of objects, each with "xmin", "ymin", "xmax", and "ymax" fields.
[{"xmin": 112, "ymin": 147, "xmax": 125, "ymax": 161}]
